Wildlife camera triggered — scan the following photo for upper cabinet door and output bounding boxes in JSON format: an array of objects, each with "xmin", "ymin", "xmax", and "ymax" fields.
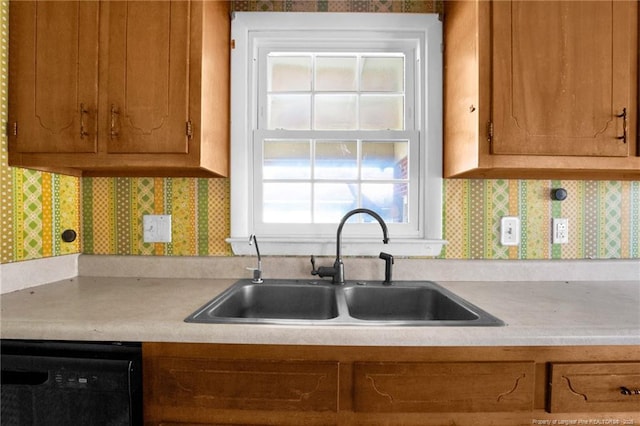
[
  {"xmin": 105, "ymin": 1, "xmax": 190, "ymax": 154},
  {"xmin": 9, "ymin": 1, "xmax": 99, "ymax": 153},
  {"xmin": 491, "ymin": 1, "xmax": 633, "ymax": 157}
]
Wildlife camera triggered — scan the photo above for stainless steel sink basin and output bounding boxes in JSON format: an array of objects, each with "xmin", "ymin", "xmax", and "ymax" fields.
[
  {"xmin": 186, "ymin": 281, "xmax": 338, "ymax": 323},
  {"xmin": 185, "ymin": 279, "xmax": 504, "ymax": 326},
  {"xmin": 344, "ymin": 286, "xmax": 479, "ymax": 321}
]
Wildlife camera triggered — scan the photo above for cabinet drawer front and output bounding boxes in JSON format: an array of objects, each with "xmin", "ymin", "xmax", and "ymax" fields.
[
  {"xmin": 353, "ymin": 361, "xmax": 535, "ymax": 413},
  {"xmin": 149, "ymin": 357, "xmax": 338, "ymax": 412},
  {"xmin": 549, "ymin": 362, "xmax": 640, "ymax": 413}
]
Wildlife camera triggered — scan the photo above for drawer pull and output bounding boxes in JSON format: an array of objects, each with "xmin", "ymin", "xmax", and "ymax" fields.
[
  {"xmin": 80, "ymin": 103, "xmax": 89, "ymax": 139},
  {"xmin": 620, "ymin": 387, "xmax": 640, "ymax": 395},
  {"xmin": 110, "ymin": 104, "xmax": 120, "ymax": 139},
  {"xmin": 615, "ymin": 108, "xmax": 627, "ymax": 144}
]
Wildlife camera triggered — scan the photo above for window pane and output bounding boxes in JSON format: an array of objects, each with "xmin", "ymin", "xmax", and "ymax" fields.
[
  {"xmin": 315, "ymin": 56, "xmax": 357, "ymax": 91},
  {"xmin": 361, "ymin": 141, "xmax": 408, "ymax": 179},
  {"xmin": 263, "ymin": 140, "xmax": 310, "ymax": 179},
  {"xmin": 259, "ymin": 50, "xmax": 415, "ymax": 229},
  {"xmin": 360, "ymin": 95, "xmax": 404, "ymax": 130},
  {"xmin": 362, "ymin": 183, "xmax": 408, "ymax": 223},
  {"xmin": 268, "ymin": 94, "xmax": 311, "ymax": 130},
  {"xmin": 361, "ymin": 56, "xmax": 404, "ymax": 92},
  {"xmin": 314, "ymin": 94, "xmax": 357, "ymax": 130},
  {"xmin": 268, "ymin": 56, "xmax": 311, "ymax": 92},
  {"xmin": 263, "ymin": 183, "xmax": 311, "ymax": 223},
  {"xmin": 314, "ymin": 183, "xmax": 358, "ymax": 223},
  {"xmin": 315, "ymin": 141, "xmax": 357, "ymax": 179}
]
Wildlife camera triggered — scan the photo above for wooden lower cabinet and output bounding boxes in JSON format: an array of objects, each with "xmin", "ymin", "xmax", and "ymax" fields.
[
  {"xmin": 549, "ymin": 362, "xmax": 640, "ymax": 413},
  {"xmin": 143, "ymin": 343, "xmax": 640, "ymax": 426},
  {"xmin": 353, "ymin": 362, "xmax": 534, "ymax": 413},
  {"xmin": 145, "ymin": 357, "xmax": 338, "ymax": 424}
]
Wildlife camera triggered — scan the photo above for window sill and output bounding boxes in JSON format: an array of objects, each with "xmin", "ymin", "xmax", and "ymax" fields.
[{"xmin": 226, "ymin": 237, "xmax": 446, "ymax": 257}]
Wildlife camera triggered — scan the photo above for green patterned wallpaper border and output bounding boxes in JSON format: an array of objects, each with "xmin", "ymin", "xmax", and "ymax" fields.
[
  {"xmin": 1, "ymin": 0, "xmax": 639, "ymax": 264},
  {"xmin": 230, "ymin": 0, "xmax": 441, "ymax": 13}
]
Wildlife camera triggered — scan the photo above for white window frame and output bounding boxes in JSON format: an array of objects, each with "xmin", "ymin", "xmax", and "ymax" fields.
[{"xmin": 227, "ymin": 12, "xmax": 446, "ymax": 257}]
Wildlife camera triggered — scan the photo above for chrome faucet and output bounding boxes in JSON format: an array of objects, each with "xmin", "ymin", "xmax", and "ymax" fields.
[
  {"xmin": 248, "ymin": 234, "xmax": 263, "ymax": 283},
  {"xmin": 311, "ymin": 208, "xmax": 389, "ymax": 285}
]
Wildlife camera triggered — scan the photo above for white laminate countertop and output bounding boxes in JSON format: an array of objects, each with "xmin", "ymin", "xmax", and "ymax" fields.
[{"xmin": 1, "ymin": 276, "xmax": 638, "ymax": 346}]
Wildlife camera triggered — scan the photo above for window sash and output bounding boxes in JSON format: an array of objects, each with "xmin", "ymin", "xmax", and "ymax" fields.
[
  {"xmin": 257, "ymin": 45, "xmax": 417, "ymax": 132},
  {"xmin": 252, "ymin": 129, "xmax": 421, "ymax": 238},
  {"xmin": 254, "ymin": 42, "xmax": 419, "ymax": 238}
]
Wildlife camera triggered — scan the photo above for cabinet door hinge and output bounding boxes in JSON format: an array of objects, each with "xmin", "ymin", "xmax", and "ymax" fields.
[
  {"xmin": 487, "ymin": 121, "xmax": 494, "ymax": 145},
  {"xmin": 186, "ymin": 120, "xmax": 193, "ymax": 138},
  {"xmin": 231, "ymin": 39, "xmax": 236, "ymax": 50}
]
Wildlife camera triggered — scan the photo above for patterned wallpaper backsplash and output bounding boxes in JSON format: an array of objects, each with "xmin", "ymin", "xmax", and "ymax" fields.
[
  {"xmin": 78, "ymin": 178, "xmax": 639, "ymax": 260},
  {"xmin": 81, "ymin": 177, "xmax": 230, "ymax": 257},
  {"xmin": 1, "ymin": 0, "xmax": 639, "ymax": 264}
]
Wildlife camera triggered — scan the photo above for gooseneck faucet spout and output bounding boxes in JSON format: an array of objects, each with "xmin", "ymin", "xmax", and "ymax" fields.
[
  {"xmin": 311, "ymin": 208, "xmax": 389, "ymax": 284},
  {"xmin": 333, "ymin": 208, "xmax": 389, "ymax": 285},
  {"xmin": 335, "ymin": 208, "xmax": 389, "ymax": 261}
]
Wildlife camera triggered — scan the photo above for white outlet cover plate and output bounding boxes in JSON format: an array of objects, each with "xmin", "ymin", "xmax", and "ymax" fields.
[
  {"xmin": 143, "ymin": 215, "xmax": 172, "ymax": 243},
  {"xmin": 500, "ymin": 216, "xmax": 520, "ymax": 246},
  {"xmin": 553, "ymin": 217, "xmax": 569, "ymax": 244}
]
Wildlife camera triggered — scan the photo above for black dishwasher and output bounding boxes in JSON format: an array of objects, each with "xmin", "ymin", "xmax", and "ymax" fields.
[{"xmin": 0, "ymin": 339, "xmax": 142, "ymax": 426}]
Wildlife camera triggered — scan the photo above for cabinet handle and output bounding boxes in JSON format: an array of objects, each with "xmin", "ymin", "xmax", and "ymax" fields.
[
  {"xmin": 616, "ymin": 108, "xmax": 627, "ymax": 144},
  {"xmin": 620, "ymin": 386, "xmax": 640, "ymax": 395},
  {"xmin": 110, "ymin": 104, "xmax": 120, "ymax": 139},
  {"xmin": 80, "ymin": 103, "xmax": 89, "ymax": 139}
]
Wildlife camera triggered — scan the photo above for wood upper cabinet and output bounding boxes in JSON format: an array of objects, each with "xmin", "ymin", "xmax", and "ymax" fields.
[
  {"xmin": 9, "ymin": 1, "xmax": 99, "ymax": 154},
  {"xmin": 444, "ymin": 0, "xmax": 639, "ymax": 180},
  {"xmin": 492, "ymin": 1, "xmax": 632, "ymax": 157},
  {"xmin": 8, "ymin": 0, "xmax": 230, "ymax": 177},
  {"xmin": 105, "ymin": 1, "xmax": 190, "ymax": 154}
]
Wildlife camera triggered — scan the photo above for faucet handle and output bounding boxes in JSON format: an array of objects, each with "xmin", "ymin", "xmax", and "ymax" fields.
[
  {"xmin": 310, "ymin": 255, "xmax": 338, "ymax": 280},
  {"xmin": 310, "ymin": 255, "xmax": 319, "ymax": 275}
]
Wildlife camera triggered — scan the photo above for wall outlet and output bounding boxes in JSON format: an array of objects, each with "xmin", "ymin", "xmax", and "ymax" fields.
[
  {"xmin": 500, "ymin": 216, "xmax": 520, "ymax": 246},
  {"xmin": 553, "ymin": 218, "xmax": 569, "ymax": 244},
  {"xmin": 143, "ymin": 215, "xmax": 172, "ymax": 243}
]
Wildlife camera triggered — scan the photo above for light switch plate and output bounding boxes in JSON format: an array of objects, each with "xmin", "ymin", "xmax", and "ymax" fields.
[
  {"xmin": 143, "ymin": 215, "xmax": 172, "ymax": 243},
  {"xmin": 500, "ymin": 216, "xmax": 520, "ymax": 246}
]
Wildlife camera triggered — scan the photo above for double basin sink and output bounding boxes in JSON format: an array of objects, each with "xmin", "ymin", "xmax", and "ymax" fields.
[{"xmin": 185, "ymin": 279, "xmax": 504, "ymax": 326}]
